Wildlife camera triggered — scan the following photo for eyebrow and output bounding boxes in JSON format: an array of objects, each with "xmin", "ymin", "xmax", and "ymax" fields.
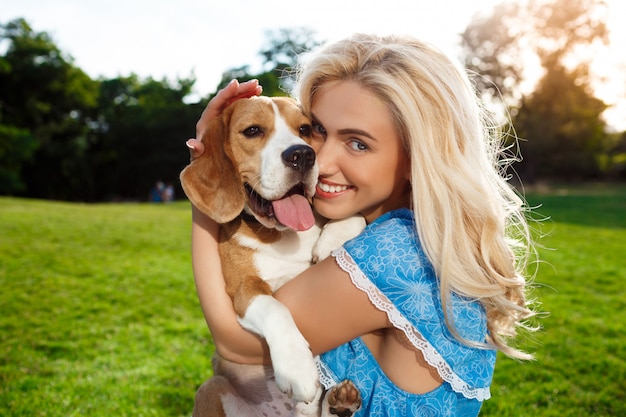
[
  {"xmin": 337, "ymin": 128, "xmax": 377, "ymax": 141},
  {"xmin": 311, "ymin": 112, "xmax": 377, "ymax": 141}
]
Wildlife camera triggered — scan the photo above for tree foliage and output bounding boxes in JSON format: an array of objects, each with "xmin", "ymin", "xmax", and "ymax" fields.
[
  {"xmin": 89, "ymin": 75, "xmax": 201, "ymax": 201},
  {"xmin": 0, "ymin": 21, "xmax": 321, "ymax": 201},
  {"xmin": 514, "ymin": 63, "xmax": 608, "ymax": 180},
  {"xmin": 460, "ymin": 0, "xmax": 617, "ymax": 180},
  {"xmin": 0, "ymin": 18, "xmax": 99, "ymax": 198},
  {"xmin": 461, "ymin": 0, "xmax": 608, "ymax": 107},
  {"xmin": 214, "ymin": 27, "xmax": 322, "ymax": 97}
]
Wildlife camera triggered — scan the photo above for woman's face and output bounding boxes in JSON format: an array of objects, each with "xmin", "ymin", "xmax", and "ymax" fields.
[{"xmin": 310, "ymin": 80, "xmax": 411, "ymax": 223}]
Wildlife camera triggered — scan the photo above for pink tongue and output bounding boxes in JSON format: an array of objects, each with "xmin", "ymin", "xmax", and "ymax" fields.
[{"xmin": 272, "ymin": 194, "xmax": 315, "ymax": 231}]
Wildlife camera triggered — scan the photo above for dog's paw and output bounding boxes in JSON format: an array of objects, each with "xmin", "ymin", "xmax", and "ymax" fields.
[
  {"xmin": 312, "ymin": 216, "xmax": 366, "ymax": 263},
  {"xmin": 295, "ymin": 386, "xmax": 323, "ymax": 416},
  {"xmin": 323, "ymin": 380, "xmax": 362, "ymax": 417},
  {"xmin": 272, "ymin": 339, "xmax": 319, "ymax": 403}
]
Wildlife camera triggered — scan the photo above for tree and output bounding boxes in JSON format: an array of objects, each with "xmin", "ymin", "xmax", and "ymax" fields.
[
  {"xmin": 460, "ymin": 1, "xmax": 528, "ymax": 108},
  {"xmin": 514, "ymin": 60, "xmax": 608, "ymax": 180},
  {"xmin": 258, "ymin": 27, "xmax": 322, "ymax": 92},
  {"xmin": 0, "ymin": 22, "xmax": 323, "ymax": 201},
  {"xmin": 90, "ymin": 75, "xmax": 200, "ymax": 200},
  {"xmin": 213, "ymin": 27, "xmax": 322, "ymax": 97},
  {"xmin": 0, "ymin": 124, "xmax": 36, "ymax": 194},
  {"xmin": 461, "ymin": 0, "xmax": 608, "ymax": 110},
  {"xmin": 460, "ymin": 0, "xmax": 612, "ymax": 180},
  {"xmin": 0, "ymin": 18, "xmax": 99, "ymax": 199}
]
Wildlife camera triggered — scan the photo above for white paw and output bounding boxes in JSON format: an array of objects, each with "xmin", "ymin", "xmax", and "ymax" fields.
[
  {"xmin": 271, "ymin": 335, "xmax": 319, "ymax": 403},
  {"xmin": 313, "ymin": 215, "xmax": 366, "ymax": 262},
  {"xmin": 238, "ymin": 295, "xmax": 321, "ymax": 403},
  {"xmin": 295, "ymin": 386, "xmax": 323, "ymax": 416}
]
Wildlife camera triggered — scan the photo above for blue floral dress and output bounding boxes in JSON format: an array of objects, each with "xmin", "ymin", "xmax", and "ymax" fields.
[{"xmin": 316, "ymin": 209, "xmax": 496, "ymax": 416}]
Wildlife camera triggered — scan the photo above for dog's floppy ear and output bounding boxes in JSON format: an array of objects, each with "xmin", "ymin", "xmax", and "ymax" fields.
[{"xmin": 180, "ymin": 107, "xmax": 246, "ymax": 223}]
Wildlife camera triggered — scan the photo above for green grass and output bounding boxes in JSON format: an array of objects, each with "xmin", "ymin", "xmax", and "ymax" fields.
[
  {"xmin": 0, "ymin": 199, "xmax": 212, "ymax": 416},
  {"xmin": 481, "ymin": 183, "xmax": 626, "ymax": 417},
  {"xmin": 1, "ymin": 183, "xmax": 625, "ymax": 416}
]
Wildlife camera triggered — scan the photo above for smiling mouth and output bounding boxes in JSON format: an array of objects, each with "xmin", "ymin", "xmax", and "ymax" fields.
[
  {"xmin": 244, "ymin": 183, "xmax": 315, "ymax": 231},
  {"xmin": 316, "ymin": 181, "xmax": 351, "ymax": 194}
]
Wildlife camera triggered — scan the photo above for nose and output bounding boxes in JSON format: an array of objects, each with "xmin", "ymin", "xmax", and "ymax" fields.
[
  {"xmin": 313, "ymin": 139, "xmax": 337, "ymax": 177},
  {"xmin": 282, "ymin": 145, "xmax": 316, "ymax": 173}
]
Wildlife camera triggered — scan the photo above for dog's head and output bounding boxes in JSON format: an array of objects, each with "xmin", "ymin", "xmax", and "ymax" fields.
[{"xmin": 180, "ymin": 96, "xmax": 318, "ymax": 231}]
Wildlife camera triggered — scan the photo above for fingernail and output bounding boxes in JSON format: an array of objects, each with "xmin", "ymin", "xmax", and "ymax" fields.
[{"xmin": 186, "ymin": 139, "xmax": 196, "ymax": 149}]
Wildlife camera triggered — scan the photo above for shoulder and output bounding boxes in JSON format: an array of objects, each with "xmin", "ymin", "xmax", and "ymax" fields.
[
  {"xmin": 365, "ymin": 208, "xmax": 415, "ymax": 234},
  {"xmin": 338, "ymin": 209, "xmax": 432, "ymax": 283},
  {"xmin": 343, "ymin": 209, "xmax": 419, "ymax": 256}
]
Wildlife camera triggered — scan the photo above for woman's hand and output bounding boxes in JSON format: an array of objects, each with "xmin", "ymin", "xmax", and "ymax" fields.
[{"xmin": 186, "ymin": 79, "xmax": 263, "ymax": 159}]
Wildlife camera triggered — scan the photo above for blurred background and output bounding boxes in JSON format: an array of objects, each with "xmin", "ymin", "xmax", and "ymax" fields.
[{"xmin": 1, "ymin": 0, "xmax": 624, "ymax": 201}]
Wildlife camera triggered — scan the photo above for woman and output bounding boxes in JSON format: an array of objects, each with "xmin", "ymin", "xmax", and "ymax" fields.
[{"xmin": 188, "ymin": 34, "xmax": 536, "ymax": 416}]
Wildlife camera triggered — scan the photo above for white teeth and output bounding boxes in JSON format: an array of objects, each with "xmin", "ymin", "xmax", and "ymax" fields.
[{"xmin": 317, "ymin": 181, "xmax": 349, "ymax": 193}]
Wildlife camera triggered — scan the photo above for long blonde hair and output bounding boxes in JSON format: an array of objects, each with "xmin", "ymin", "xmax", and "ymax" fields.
[{"xmin": 294, "ymin": 33, "xmax": 536, "ymax": 359}]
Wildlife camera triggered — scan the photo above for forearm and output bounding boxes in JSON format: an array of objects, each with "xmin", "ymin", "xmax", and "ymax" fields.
[{"xmin": 191, "ymin": 205, "xmax": 270, "ymax": 364}]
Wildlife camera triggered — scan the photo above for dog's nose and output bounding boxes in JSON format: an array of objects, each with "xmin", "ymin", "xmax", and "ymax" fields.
[{"xmin": 282, "ymin": 145, "xmax": 316, "ymax": 173}]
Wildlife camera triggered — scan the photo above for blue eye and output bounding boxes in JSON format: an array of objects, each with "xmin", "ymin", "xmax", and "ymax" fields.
[
  {"xmin": 349, "ymin": 140, "xmax": 368, "ymax": 152},
  {"xmin": 312, "ymin": 121, "xmax": 327, "ymax": 136}
]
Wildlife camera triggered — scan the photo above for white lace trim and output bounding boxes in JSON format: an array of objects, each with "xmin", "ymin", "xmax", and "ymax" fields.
[
  {"xmin": 332, "ymin": 247, "xmax": 491, "ymax": 401},
  {"xmin": 316, "ymin": 356, "xmax": 338, "ymax": 390}
]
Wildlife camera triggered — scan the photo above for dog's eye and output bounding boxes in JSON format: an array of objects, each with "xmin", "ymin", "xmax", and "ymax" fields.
[
  {"xmin": 242, "ymin": 126, "xmax": 263, "ymax": 138},
  {"xmin": 299, "ymin": 124, "xmax": 312, "ymax": 138}
]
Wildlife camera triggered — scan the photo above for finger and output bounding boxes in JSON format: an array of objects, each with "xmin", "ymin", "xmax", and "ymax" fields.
[
  {"xmin": 207, "ymin": 79, "xmax": 262, "ymax": 117},
  {"xmin": 186, "ymin": 138, "xmax": 205, "ymax": 161},
  {"xmin": 202, "ymin": 79, "xmax": 240, "ymax": 120},
  {"xmin": 196, "ymin": 79, "xmax": 263, "ymax": 138},
  {"xmin": 225, "ymin": 79, "xmax": 263, "ymax": 107}
]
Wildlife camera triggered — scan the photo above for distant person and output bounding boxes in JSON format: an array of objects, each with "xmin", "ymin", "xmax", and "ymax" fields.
[
  {"xmin": 163, "ymin": 182, "xmax": 175, "ymax": 202},
  {"xmin": 149, "ymin": 181, "xmax": 165, "ymax": 202}
]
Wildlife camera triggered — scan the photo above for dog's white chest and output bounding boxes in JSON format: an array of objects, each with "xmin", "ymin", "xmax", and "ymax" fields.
[{"xmin": 235, "ymin": 225, "xmax": 322, "ymax": 291}]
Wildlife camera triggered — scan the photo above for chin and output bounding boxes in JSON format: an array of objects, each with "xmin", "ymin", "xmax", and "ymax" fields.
[{"xmin": 313, "ymin": 200, "xmax": 352, "ymax": 221}]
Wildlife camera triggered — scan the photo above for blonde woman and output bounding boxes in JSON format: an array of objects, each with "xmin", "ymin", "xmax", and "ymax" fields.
[{"xmin": 188, "ymin": 33, "xmax": 536, "ymax": 416}]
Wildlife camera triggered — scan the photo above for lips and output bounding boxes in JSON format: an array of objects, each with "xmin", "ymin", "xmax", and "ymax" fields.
[
  {"xmin": 316, "ymin": 180, "xmax": 350, "ymax": 193},
  {"xmin": 244, "ymin": 184, "xmax": 315, "ymax": 231},
  {"xmin": 315, "ymin": 179, "xmax": 352, "ymax": 198}
]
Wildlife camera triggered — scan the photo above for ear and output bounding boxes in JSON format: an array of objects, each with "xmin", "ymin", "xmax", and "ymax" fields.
[{"xmin": 180, "ymin": 110, "xmax": 246, "ymax": 223}]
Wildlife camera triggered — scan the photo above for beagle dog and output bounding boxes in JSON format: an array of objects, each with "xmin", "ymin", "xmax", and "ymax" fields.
[{"xmin": 180, "ymin": 96, "xmax": 365, "ymax": 417}]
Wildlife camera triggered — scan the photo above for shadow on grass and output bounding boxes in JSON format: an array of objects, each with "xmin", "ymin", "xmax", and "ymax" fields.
[{"xmin": 523, "ymin": 183, "xmax": 626, "ymax": 229}]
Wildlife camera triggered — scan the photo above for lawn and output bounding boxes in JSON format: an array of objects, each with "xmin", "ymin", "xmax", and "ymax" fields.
[
  {"xmin": 0, "ymin": 199, "xmax": 212, "ymax": 416},
  {"xmin": 481, "ymin": 183, "xmax": 626, "ymax": 416},
  {"xmin": 1, "ymin": 184, "xmax": 625, "ymax": 416}
]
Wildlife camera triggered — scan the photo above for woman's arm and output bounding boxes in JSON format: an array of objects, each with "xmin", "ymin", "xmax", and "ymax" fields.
[
  {"xmin": 191, "ymin": 205, "xmax": 270, "ymax": 364},
  {"xmin": 275, "ymin": 257, "xmax": 390, "ymax": 356}
]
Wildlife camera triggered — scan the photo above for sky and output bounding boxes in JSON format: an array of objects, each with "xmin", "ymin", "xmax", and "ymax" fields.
[{"xmin": 4, "ymin": 0, "xmax": 625, "ymax": 130}]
